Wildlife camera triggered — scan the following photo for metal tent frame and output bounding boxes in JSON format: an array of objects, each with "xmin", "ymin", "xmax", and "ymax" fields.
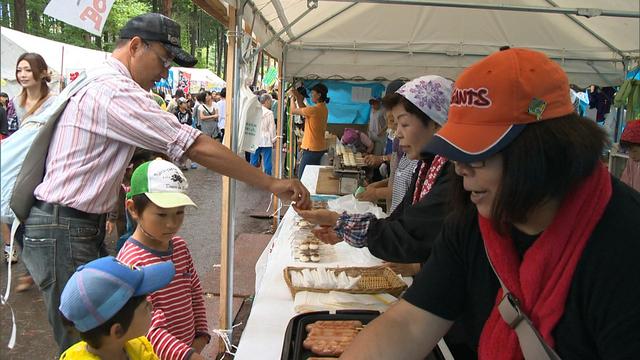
[{"xmin": 207, "ymin": 0, "xmax": 639, "ymax": 354}]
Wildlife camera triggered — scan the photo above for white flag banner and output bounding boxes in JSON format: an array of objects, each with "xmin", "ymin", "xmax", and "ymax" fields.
[{"xmin": 44, "ymin": 0, "xmax": 115, "ymax": 36}]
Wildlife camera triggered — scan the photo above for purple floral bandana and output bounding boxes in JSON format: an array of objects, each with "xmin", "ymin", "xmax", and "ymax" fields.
[{"xmin": 396, "ymin": 75, "xmax": 453, "ymax": 126}]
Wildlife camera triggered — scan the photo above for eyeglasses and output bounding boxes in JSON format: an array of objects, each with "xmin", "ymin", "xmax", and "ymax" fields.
[
  {"xmin": 143, "ymin": 41, "xmax": 173, "ymax": 69},
  {"xmin": 452, "ymin": 160, "xmax": 486, "ymax": 169}
]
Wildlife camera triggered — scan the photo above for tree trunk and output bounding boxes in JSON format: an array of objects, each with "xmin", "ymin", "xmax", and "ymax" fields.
[
  {"xmin": 214, "ymin": 26, "xmax": 219, "ymax": 74},
  {"xmin": 29, "ymin": 6, "xmax": 40, "ymax": 34},
  {"xmin": 13, "ymin": 0, "xmax": 26, "ymax": 32},
  {"xmin": 189, "ymin": 4, "xmax": 197, "ymax": 57},
  {"xmin": 206, "ymin": 44, "xmax": 209, "ymax": 68},
  {"xmin": 218, "ymin": 27, "xmax": 225, "ymax": 76},
  {"xmin": 222, "ymin": 36, "xmax": 227, "ymax": 80},
  {"xmin": 162, "ymin": 0, "xmax": 172, "ymax": 17}
]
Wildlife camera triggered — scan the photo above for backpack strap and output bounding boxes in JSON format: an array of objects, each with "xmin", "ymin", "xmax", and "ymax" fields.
[
  {"xmin": 10, "ymin": 66, "xmax": 120, "ymax": 222},
  {"xmin": 483, "ymin": 243, "xmax": 562, "ymax": 360}
]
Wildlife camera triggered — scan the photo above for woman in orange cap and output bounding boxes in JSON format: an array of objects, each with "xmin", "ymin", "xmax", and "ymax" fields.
[{"xmin": 342, "ymin": 48, "xmax": 640, "ymax": 359}]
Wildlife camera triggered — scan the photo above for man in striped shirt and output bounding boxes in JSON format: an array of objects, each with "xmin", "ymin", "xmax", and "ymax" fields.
[
  {"xmin": 118, "ymin": 159, "xmax": 208, "ymax": 360},
  {"xmin": 20, "ymin": 13, "xmax": 310, "ymax": 353}
]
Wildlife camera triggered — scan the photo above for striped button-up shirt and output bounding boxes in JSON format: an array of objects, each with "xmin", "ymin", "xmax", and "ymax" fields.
[{"xmin": 34, "ymin": 58, "xmax": 201, "ymax": 214}]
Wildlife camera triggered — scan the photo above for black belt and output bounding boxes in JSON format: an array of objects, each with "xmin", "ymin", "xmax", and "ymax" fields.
[{"xmin": 34, "ymin": 201, "xmax": 103, "ymax": 222}]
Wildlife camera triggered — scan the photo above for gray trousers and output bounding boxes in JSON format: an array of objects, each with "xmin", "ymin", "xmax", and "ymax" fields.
[{"xmin": 22, "ymin": 205, "xmax": 107, "ymax": 353}]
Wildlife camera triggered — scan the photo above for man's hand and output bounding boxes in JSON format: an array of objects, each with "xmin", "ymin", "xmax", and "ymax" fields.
[
  {"xmin": 105, "ymin": 220, "xmax": 115, "ymax": 235},
  {"xmin": 356, "ymin": 185, "xmax": 379, "ymax": 202},
  {"xmin": 295, "ymin": 209, "xmax": 340, "ymax": 226},
  {"xmin": 382, "ymin": 262, "xmax": 422, "ymax": 277},
  {"xmin": 312, "ymin": 226, "xmax": 342, "ymax": 245},
  {"xmin": 364, "ymin": 155, "xmax": 384, "ymax": 167},
  {"xmin": 192, "ymin": 335, "xmax": 209, "ymax": 353},
  {"xmin": 269, "ymin": 178, "xmax": 311, "ymax": 210}
]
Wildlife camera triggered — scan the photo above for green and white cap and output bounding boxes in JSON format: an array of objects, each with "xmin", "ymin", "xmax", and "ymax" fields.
[{"xmin": 127, "ymin": 159, "xmax": 197, "ymax": 208}]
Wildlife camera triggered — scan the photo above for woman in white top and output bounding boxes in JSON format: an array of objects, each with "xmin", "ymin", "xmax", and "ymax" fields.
[
  {"xmin": 196, "ymin": 91, "xmax": 219, "ymax": 140},
  {"xmin": 250, "ymin": 93, "xmax": 276, "ymax": 175},
  {"xmin": 3, "ymin": 52, "xmax": 56, "ymax": 292}
]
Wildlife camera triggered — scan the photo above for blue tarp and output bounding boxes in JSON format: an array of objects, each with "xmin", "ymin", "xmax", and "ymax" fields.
[
  {"xmin": 302, "ymin": 80, "xmax": 385, "ymax": 124},
  {"xmin": 626, "ymin": 67, "xmax": 640, "ymax": 80}
]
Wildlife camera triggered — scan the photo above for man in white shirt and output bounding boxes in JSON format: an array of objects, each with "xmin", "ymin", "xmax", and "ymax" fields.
[
  {"xmin": 368, "ymin": 97, "xmax": 387, "ymax": 155},
  {"xmin": 250, "ymin": 94, "xmax": 276, "ymax": 175},
  {"xmin": 217, "ymin": 88, "xmax": 226, "ymax": 142}
]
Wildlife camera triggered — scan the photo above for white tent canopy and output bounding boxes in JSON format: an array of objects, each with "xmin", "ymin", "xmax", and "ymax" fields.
[
  {"xmin": 1, "ymin": 26, "xmax": 109, "ymax": 96},
  {"xmin": 233, "ymin": 0, "xmax": 639, "ymax": 86},
  {"xmin": 171, "ymin": 66, "xmax": 226, "ymax": 90}
]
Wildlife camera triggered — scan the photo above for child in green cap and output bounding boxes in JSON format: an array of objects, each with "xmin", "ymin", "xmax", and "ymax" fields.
[{"xmin": 116, "ymin": 159, "xmax": 210, "ymax": 360}]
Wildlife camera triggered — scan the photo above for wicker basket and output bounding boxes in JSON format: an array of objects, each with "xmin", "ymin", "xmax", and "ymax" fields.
[{"xmin": 283, "ymin": 266, "xmax": 407, "ymax": 298}]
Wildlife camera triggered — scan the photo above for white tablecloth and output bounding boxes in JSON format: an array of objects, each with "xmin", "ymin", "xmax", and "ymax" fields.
[{"xmin": 234, "ymin": 166, "xmax": 385, "ymax": 359}]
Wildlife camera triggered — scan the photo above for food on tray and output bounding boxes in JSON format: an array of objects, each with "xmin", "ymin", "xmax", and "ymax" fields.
[
  {"xmin": 311, "ymin": 201, "xmax": 328, "ymax": 209},
  {"xmin": 294, "ymin": 249, "xmax": 320, "ymax": 262},
  {"xmin": 305, "ymin": 320, "xmax": 363, "ymax": 332},
  {"xmin": 303, "ymin": 320, "xmax": 364, "ymax": 356},
  {"xmin": 296, "ymin": 219, "xmax": 312, "ymax": 228},
  {"xmin": 293, "ymin": 234, "xmax": 325, "ymax": 262}
]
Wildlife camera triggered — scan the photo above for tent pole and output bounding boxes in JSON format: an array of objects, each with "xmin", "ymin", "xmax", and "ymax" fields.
[
  {"xmin": 247, "ymin": 2, "xmax": 317, "ymax": 63},
  {"xmin": 288, "ymin": 3, "xmax": 359, "ymax": 43},
  {"xmin": 291, "ymin": 45, "xmax": 627, "ymax": 64},
  {"xmin": 543, "ymin": 0, "xmax": 627, "ymax": 59},
  {"xmin": 274, "ymin": 46, "xmax": 287, "ymax": 226},
  {"xmin": 320, "ymin": 0, "xmax": 640, "ymax": 18},
  {"xmin": 614, "ymin": 60, "xmax": 629, "ymax": 142},
  {"xmin": 218, "ymin": 1, "xmax": 243, "ymax": 355}
]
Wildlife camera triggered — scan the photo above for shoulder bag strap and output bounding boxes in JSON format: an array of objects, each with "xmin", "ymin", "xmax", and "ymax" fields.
[
  {"xmin": 10, "ymin": 67, "xmax": 118, "ymax": 221},
  {"xmin": 483, "ymin": 243, "xmax": 562, "ymax": 360}
]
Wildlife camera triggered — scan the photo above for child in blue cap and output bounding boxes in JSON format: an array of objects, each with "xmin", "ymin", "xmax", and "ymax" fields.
[{"xmin": 59, "ymin": 256, "xmax": 175, "ymax": 359}]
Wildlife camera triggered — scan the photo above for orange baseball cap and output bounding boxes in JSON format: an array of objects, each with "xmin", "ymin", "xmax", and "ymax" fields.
[{"xmin": 424, "ymin": 48, "xmax": 576, "ymax": 162}]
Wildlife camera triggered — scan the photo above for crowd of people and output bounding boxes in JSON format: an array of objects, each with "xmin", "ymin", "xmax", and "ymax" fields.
[
  {"xmin": 1, "ymin": 9, "xmax": 639, "ymax": 360},
  {"xmin": 1, "ymin": 12, "xmax": 310, "ymax": 360}
]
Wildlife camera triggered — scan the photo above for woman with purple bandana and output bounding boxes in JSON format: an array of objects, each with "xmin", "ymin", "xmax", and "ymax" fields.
[{"xmin": 296, "ymin": 75, "xmax": 454, "ymax": 275}]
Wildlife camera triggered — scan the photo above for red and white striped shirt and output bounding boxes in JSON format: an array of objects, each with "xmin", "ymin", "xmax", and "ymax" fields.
[
  {"xmin": 34, "ymin": 57, "xmax": 201, "ymax": 214},
  {"xmin": 117, "ymin": 237, "xmax": 209, "ymax": 360}
]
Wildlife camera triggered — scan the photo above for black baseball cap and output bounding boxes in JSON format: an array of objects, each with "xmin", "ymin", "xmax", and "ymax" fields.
[{"xmin": 119, "ymin": 13, "xmax": 197, "ymax": 67}]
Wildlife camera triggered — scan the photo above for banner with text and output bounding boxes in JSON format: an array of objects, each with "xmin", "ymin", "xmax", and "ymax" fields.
[{"xmin": 44, "ymin": 0, "xmax": 115, "ymax": 36}]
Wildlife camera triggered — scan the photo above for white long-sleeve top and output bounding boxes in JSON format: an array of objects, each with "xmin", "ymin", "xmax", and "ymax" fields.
[{"xmin": 257, "ymin": 106, "xmax": 276, "ymax": 148}]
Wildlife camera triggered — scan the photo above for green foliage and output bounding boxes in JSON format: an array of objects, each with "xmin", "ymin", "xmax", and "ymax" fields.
[
  {"xmin": 1, "ymin": 0, "xmax": 227, "ymax": 73},
  {"xmin": 102, "ymin": 0, "xmax": 151, "ymax": 50}
]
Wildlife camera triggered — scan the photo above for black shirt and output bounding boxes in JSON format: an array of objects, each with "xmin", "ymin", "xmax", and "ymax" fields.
[
  {"xmin": 0, "ymin": 106, "xmax": 7, "ymax": 135},
  {"xmin": 365, "ymin": 156, "xmax": 452, "ymax": 263},
  {"xmin": 404, "ymin": 177, "xmax": 640, "ymax": 359}
]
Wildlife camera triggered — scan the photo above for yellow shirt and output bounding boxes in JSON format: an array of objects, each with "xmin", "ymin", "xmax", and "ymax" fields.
[
  {"xmin": 299, "ymin": 102, "xmax": 328, "ymax": 151},
  {"xmin": 60, "ymin": 336, "xmax": 158, "ymax": 360}
]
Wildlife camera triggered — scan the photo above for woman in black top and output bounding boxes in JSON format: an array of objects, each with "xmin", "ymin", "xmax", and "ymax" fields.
[{"xmin": 342, "ymin": 49, "xmax": 640, "ymax": 359}]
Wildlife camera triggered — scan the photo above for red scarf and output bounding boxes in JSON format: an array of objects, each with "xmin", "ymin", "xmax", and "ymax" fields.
[
  {"xmin": 412, "ymin": 155, "xmax": 447, "ymax": 204},
  {"xmin": 478, "ymin": 164, "xmax": 612, "ymax": 359}
]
